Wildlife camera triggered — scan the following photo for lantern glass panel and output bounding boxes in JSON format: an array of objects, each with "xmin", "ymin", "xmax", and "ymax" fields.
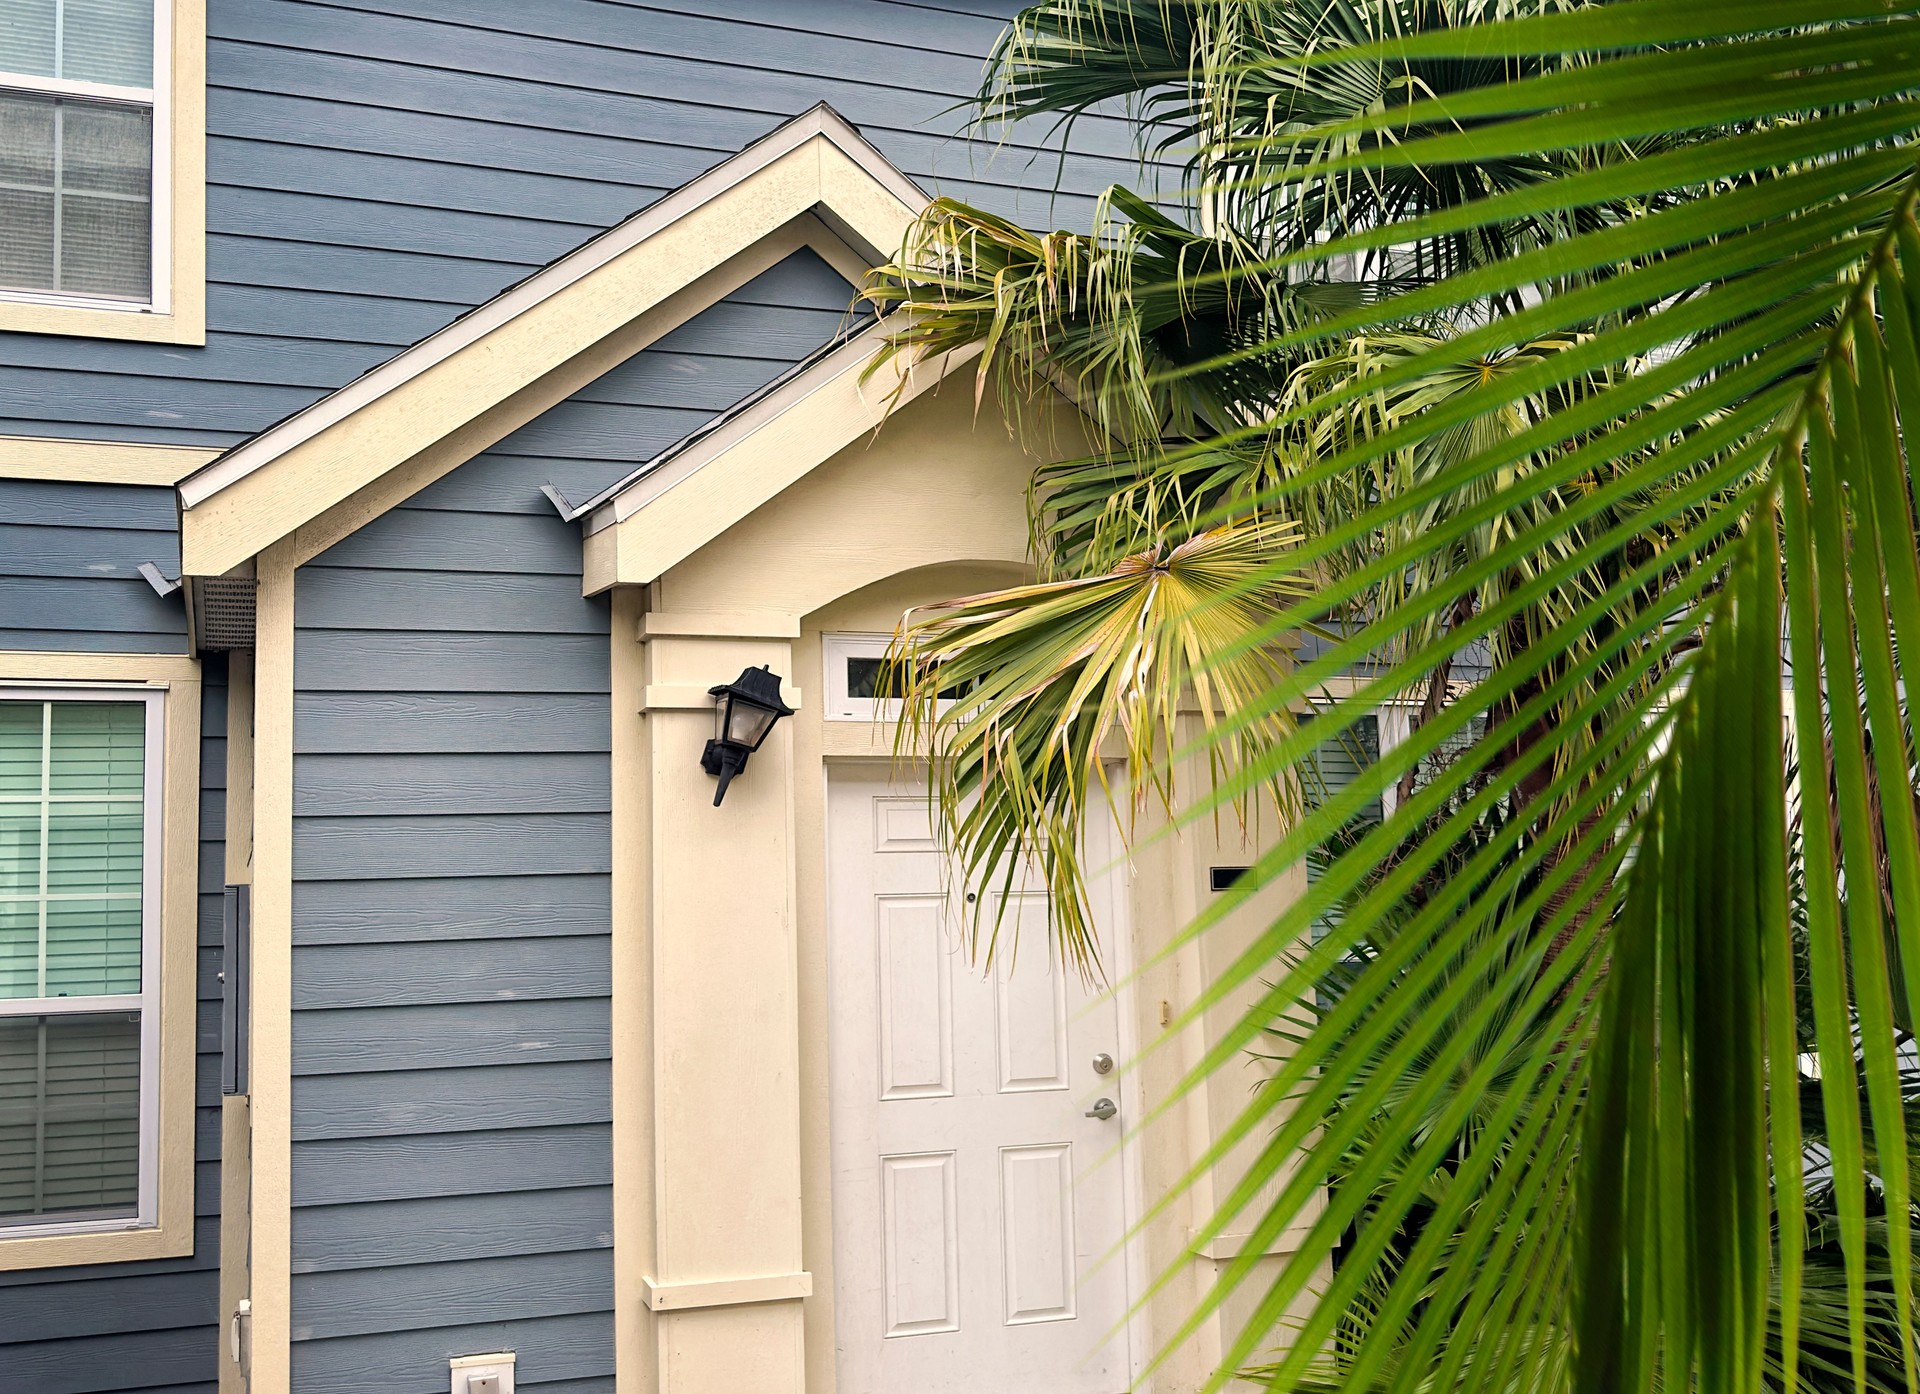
[{"xmin": 727, "ymin": 698, "xmax": 780, "ymax": 749}]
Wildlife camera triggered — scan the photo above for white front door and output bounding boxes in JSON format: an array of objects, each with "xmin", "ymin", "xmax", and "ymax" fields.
[{"xmin": 827, "ymin": 770, "xmax": 1132, "ymax": 1393}]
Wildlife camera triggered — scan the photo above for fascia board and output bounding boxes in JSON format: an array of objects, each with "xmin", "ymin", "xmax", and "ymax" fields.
[
  {"xmin": 176, "ymin": 105, "xmax": 925, "ymax": 579},
  {"xmin": 590, "ymin": 327, "xmax": 981, "ymax": 590}
]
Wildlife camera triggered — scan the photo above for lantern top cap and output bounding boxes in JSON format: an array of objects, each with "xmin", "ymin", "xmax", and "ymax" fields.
[{"xmin": 709, "ymin": 663, "xmax": 794, "ymax": 715}]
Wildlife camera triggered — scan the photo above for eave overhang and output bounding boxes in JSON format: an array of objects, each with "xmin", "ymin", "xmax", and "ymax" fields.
[{"xmin": 175, "ymin": 104, "xmax": 927, "ymax": 579}]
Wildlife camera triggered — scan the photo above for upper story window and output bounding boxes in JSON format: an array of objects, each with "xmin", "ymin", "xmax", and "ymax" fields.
[
  {"xmin": 0, "ymin": 0, "xmax": 201, "ymax": 343},
  {"xmin": 1, "ymin": 1, "xmax": 163, "ymax": 307},
  {"xmin": 0, "ymin": 692, "xmax": 160, "ymax": 1236}
]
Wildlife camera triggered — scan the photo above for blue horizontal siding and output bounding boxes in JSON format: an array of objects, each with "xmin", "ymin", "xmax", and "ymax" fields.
[
  {"xmin": 294, "ymin": 1249, "xmax": 613, "ymax": 1340},
  {"xmin": 282, "ymin": 243, "xmax": 861, "ymax": 1383},
  {"xmin": 0, "ymin": 1326, "xmax": 221, "ymax": 1394},
  {"xmin": 291, "ymin": 1126, "xmax": 613, "ymax": 1208},
  {"xmin": 294, "ymin": 752, "xmax": 611, "ymax": 815},
  {"xmin": 291, "ymin": 693, "xmax": 610, "ymax": 754},
  {"xmin": 290, "ymin": 1187, "xmax": 612, "ymax": 1272},
  {"xmin": 293, "ymin": 875, "xmax": 612, "ymax": 947},
  {"xmin": 291, "ymin": 936, "xmax": 610, "ymax": 1013},
  {"xmin": 0, "ymin": 481, "xmax": 186, "ymax": 655},
  {"xmin": 291, "ymin": 999, "xmax": 612, "ymax": 1079},
  {"xmin": 290, "ymin": 1311, "xmax": 614, "ymax": 1394},
  {"xmin": 292, "ymin": 1061, "xmax": 614, "ymax": 1137},
  {"xmin": 1, "ymin": 0, "xmax": 1162, "ymax": 446},
  {"xmin": 292, "ymin": 631, "xmax": 608, "ymax": 692}
]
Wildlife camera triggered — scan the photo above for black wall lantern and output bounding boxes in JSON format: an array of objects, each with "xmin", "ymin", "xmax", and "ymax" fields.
[{"xmin": 701, "ymin": 664, "xmax": 794, "ymax": 805}]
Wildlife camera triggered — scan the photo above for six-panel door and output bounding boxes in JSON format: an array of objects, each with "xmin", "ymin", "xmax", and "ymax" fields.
[{"xmin": 827, "ymin": 772, "xmax": 1131, "ymax": 1392}]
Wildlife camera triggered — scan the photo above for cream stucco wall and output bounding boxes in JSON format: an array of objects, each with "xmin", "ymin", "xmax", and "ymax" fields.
[{"xmin": 612, "ymin": 377, "xmax": 1325, "ymax": 1393}]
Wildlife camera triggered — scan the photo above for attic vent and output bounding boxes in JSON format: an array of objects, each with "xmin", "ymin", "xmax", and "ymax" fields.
[{"xmin": 189, "ymin": 576, "xmax": 258, "ymax": 652}]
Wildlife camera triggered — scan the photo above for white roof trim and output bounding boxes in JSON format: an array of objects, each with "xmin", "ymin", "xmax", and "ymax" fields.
[
  {"xmin": 575, "ymin": 316, "xmax": 893, "ymax": 531},
  {"xmin": 578, "ymin": 312, "xmax": 977, "ymax": 538},
  {"xmin": 178, "ymin": 104, "xmax": 925, "ymax": 511}
]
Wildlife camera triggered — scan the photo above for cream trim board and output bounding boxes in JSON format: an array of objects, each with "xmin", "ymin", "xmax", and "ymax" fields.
[
  {"xmin": 0, "ymin": 651, "xmax": 198, "ymax": 683},
  {"xmin": 641, "ymin": 1271, "xmax": 813, "ymax": 1312},
  {"xmin": 244, "ymin": 544, "xmax": 295, "ymax": 1394},
  {"xmin": 0, "ymin": 653, "xmax": 200, "ymax": 1271},
  {"xmin": 586, "ymin": 330, "xmax": 984, "ymax": 593},
  {"xmin": 177, "ymin": 106, "xmax": 920, "ymax": 579},
  {"xmin": 0, "ymin": 0, "xmax": 206, "ymax": 344},
  {"xmin": 608, "ymin": 586, "xmax": 658, "ymax": 1390},
  {"xmin": 0, "ymin": 434, "xmax": 218, "ymax": 485}
]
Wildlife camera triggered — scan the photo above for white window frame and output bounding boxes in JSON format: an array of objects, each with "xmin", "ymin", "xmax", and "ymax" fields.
[
  {"xmin": 822, "ymin": 631, "xmax": 978, "ymax": 725},
  {"xmin": 818, "ymin": 632, "xmax": 903, "ymax": 723},
  {"xmin": 0, "ymin": 0, "xmax": 202, "ymax": 344},
  {"xmin": 824, "ymin": 632, "xmax": 896, "ymax": 723},
  {"xmin": 0, "ymin": 0, "xmax": 174, "ymax": 316},
  {"xmin": 0, "ymin": 685, "xmax": 165, "ymax": 1239}
]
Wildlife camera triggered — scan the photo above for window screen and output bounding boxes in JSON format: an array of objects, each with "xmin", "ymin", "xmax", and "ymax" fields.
[
  {"xmin": 0, "ymin": 0, "xmax": 156, "ymax": 303},
  {"xmin": 0, "ymin": 697, "xmax": 149, "ymax": 1227}
]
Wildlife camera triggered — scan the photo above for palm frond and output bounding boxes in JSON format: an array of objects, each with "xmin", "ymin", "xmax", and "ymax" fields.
[
  {"xmin": 889, "ymin": 518, "xmax": 1315, "ymax": 976},
  {"xmin": 873, "ymin": 1, "xmax": 1920, "ymax": 1390}
]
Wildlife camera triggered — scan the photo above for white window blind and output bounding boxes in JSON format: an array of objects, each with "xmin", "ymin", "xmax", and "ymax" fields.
[
  {"xmin": 0, "ymin": 0, "xmax": 157, "ymax": 304},
  {"xmin": 0, "ymin": 695, "xmax": 155, "ymax": 1230},
  {"xmin": 0, "ymin": 1012, "xmax": 141, "ymax": 1221}
]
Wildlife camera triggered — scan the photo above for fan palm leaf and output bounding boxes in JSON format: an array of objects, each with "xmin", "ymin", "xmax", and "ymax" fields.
[{"xmin": 890, "ymin": 517, "xmax": 1316, "ymax": 972}]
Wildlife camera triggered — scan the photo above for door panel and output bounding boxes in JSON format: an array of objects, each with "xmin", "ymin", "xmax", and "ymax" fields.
[
  {"xmin": 877, "ymin": 896, "xmax": 953, "ymax": 1100},
  {"xmin": 881, "ymin": 1151, "xmax": 961, "ymax": 1337},
  {"xmin": 828, "ymin": 770, "xmax": 1130, "ymax": 1393}
]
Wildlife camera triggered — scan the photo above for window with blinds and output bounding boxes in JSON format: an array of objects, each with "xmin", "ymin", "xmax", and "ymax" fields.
[
  {"xmin": 0, "ymin": 694, "xmax": 157, "ymax": 1231},
  {"xmin": 0, "ymin": 0, "xmax": 159, "ymax": 304}
]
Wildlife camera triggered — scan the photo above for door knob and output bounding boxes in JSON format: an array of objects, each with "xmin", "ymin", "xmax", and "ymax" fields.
[{"xmin": 1085, "ymin": 1097, "xmax": 1117, "ymax": 1121}]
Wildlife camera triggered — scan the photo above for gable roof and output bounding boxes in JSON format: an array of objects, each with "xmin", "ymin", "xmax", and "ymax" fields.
[
  {"xmin": 176, "ymin": 104, "xmax": 927, "ymax": 578},
  {"xmin": 577, "ymin": 311, "xmax": 995, "ymax": 594}
]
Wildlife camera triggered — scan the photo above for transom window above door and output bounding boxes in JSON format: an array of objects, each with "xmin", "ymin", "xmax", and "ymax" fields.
[
  {"xmin": 0, "ymin": 0, "xmax": 165, "ymax": 308},
  {"xmin": 823, "ymin": 633, "xmax": 976, "ymax": 723},
  {"xmin": 0, "ymin": 691, "xmax": 161, "ymax": 1237}
]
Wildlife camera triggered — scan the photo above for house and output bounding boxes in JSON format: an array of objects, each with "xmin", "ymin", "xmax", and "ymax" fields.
[{"xmin": 0, "ymin": 5, "xmax": 1354, "ymax": 1391}]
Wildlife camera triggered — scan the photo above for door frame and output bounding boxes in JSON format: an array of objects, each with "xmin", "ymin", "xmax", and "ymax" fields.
[{"xmin": 820, "ymin": 757, "xmax": 1156, "ymax": 1392}]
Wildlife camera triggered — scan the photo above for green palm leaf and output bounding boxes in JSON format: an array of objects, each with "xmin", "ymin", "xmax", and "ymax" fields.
[{"xmin": 869, "ymin": 2, "xmax": 1920, "ymax": 1390}]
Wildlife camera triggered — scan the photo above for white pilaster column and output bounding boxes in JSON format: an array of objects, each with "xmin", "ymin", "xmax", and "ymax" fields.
[{"xmin": 636, "ymin": 623, "xmax": 807, "ymax": 1394}]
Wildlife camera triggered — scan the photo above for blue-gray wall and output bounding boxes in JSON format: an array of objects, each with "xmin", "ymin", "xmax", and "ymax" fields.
[
  {"xmin": 0, "ymin": 0, "xmax": 1149, "ymax": 450},
  {"xmin": 0, "ymin": 482, "xmax": 187, "ymax": 654},
  {"xmin": 0, "ymin": 576, "xmax": 226, "ymax": 1394},
  {"xmin": 282, "ymin": 251, "xmax": 854, "ymax": 1394},
  {"xmin": 1, "ymin": 3, "xmax": 1164, "ymax": 1386}
]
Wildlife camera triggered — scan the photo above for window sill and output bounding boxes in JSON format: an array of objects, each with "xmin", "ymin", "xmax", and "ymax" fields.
[
  {"xmin": 0, "ymin": 1214, "xmax": 193, "ymax": 1272},
  {"xmin": 0, "ymin": 295, "xmax": 204, "ymax": 344}
]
